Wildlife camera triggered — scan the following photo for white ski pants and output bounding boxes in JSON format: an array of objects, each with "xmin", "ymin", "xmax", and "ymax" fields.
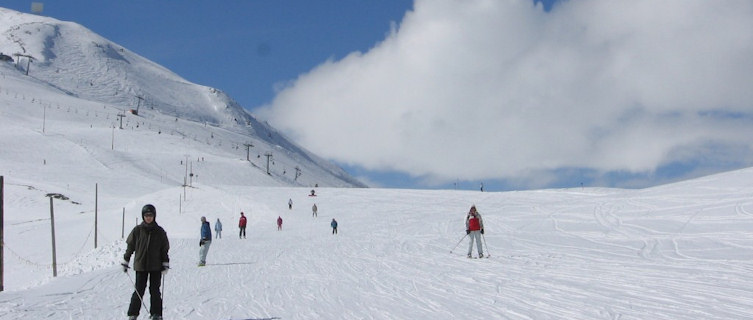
[{"xmin": 468, "ymin": 231, "xmax": 483, "ymax": 256}]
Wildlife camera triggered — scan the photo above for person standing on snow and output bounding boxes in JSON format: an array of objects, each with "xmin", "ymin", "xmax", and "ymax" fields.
[
  {"xmin": 121, "ymin": 204, "xmax": 170, "ymax": 320},
  {"xmin": 199, "ymin": 216, "xmax": 212, "ymax": 266},
  {"xmin": 331, "ymin": 218, "xmax": 338, "ymax": 234},
  {"xmin": 238, "ymin": 211, "xmax": 247, "ymax": 239},
  {"xmin": 288, "ymin": 198, "xmax": 293, "ymax": 210},
  {"xmin": 312, "ymin": 203, "xmax": 318, "ymax": 217},
  {"xmin": 214, "ymin": 218, "xmax": 223, "ymax": 239},
  {"xmin": 465, "ymin": 205, "xmax": 485, "ymax": 258},
  {"xmin": 277, "ymin": 216, "xmax": 283, "ymax": 230}
]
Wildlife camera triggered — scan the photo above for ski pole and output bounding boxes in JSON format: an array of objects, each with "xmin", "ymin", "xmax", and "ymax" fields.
[
  {"xmin": 125, "ymin": 271, "xmax": 149, "ymax": 312},
  {"xmin": 162, "ymin": 274, "xmax": 166, "ymax": 312},
  {"xmin": 450, "ymin": 233, "xmax": 468, "ymax": 253},
  {"xmin": 481, "ymin": 233, "xmax": 490, "ymax": 257}
]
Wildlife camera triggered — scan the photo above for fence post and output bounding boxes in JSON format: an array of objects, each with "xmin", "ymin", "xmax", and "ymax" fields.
[
  {"xmin": 48, "ymin": 195, "xmax": 57, "ymax": 277},
  {"xmin": 94, "ymin": 183, "xmax": 98, "ymax": 249},
  {"xmin": 1, "ymin": 176, "xmax": 4, "ymax": 291},
  {"xmin": 121, "ymin": 208, "xmax": 125, "ymax": 239}
]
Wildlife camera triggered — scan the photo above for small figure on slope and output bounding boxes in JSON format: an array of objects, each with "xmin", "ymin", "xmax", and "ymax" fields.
[
  {"xmin": 214, "ymin": 218, "xmax": 223, "ymax": 239},
  {"xmin": 331, "ymin": 218, "xmax": 338, "ymax": 235},
  {"xmin": 277, "ymin": 216, "xmax": 283, "ymax": 230},
  {"xmin": 239, "ymin": 211, "xmax": 247, "ymax": 239},
  {"xmin": 312, "ymin": 203, "xmax": 318, "ymax": 217}
]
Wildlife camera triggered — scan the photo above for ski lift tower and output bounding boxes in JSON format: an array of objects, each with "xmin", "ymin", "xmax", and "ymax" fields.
[{"xmin": 130, "ymin": 96, "xmax": 144, "ymax": 115}]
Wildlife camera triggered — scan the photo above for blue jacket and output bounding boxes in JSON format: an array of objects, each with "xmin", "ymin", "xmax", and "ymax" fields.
[
  {"xmin": 331, "ymin": 220, "xmax": 338, "ymax": 228},
  {"xmin": 201, "ymin": 221, "xmax": 212, "ymax": 240}
]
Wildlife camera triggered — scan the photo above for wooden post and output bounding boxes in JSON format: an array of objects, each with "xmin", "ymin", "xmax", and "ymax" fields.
[
  {"xmin": 1, "ymin": 176, "xmax": 4, "ymax": 291},
  {"xmin": 48, "ymin": 196, "xmax": 57, "ymax": 277},
  {"xmin": 94, "ymin": 183, "xmax": 98, "ymax": 249},
  {"xmin": 121, "ymin": 208, "xmax": 125, "ymax": 239}
]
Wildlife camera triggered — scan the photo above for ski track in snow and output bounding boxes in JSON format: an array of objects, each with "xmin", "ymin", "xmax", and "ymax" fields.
[{"xmin": 1, "ymin": 185, "xmax": 753, "ymax": 319}]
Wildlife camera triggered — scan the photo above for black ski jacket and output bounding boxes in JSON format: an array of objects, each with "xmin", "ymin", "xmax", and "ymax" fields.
[{"xmin": 124, "ymin": 222, "xmax": 170, "ymax": 272}]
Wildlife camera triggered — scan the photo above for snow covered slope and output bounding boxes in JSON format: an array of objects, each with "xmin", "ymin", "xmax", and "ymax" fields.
[
  {"xmin": 0, "ymin": 7, "xmax": 364, "ymax": 191},
  {"xmin": 1, "ymin": 168, "xmax": 752, "ymax": 319},
  {"xmin": 1, "ymin": 7, "xmax": 752, "ymax": 320}
]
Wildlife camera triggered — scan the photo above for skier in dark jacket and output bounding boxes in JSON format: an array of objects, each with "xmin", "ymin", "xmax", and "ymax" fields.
[
  {"xmin": 199, "ymin": 216, "xmax": 212, "ymax": 266},
  {"xmin": 331, "ymin": 218, "xmax": 338, "ymax": 234},
  {"xmin": 121, "ymin": 204, "xmax": 170, "ymax": 320}
]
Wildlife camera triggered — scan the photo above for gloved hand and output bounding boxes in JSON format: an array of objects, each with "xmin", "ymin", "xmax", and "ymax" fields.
[
  {"xmin": 200, "ymin": 239, "xmax": 206, "ymax": 246},
  {"xmin": 481, "ymin": 229, "xmax": 485, "ymax": 234},
  {"xmin": 161, "ymin": 262, "xmax": 170, "ymax": 275},
  {"xmin": 466, "ymin": 229, "xmax": 470, "ymax": 235},
  {"xmin": 120, "ymin": 260, "xmax": 129, "ymax": 273}
]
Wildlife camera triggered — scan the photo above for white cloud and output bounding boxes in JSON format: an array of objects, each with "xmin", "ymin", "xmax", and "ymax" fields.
[{"xmin": 256, "ymin": 0, "xmax": 753, "ymax": 187}]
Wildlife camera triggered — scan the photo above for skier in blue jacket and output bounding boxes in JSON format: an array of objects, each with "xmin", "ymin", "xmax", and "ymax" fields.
[
  {"xmin": 214, "ymin": 218, "xmax": 223, "ymax": 239},
  {"xmin": 199, "ymin": 216, "xmax": 212, "ymax": 266}
]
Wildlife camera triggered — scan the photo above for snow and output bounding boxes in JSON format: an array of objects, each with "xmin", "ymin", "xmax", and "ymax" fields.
[
  {"xmin": 2, "ymin": 176, "xmax": 753, "ymax": 319},
  {"xmin": 1, "ymin": 6, "xmax": 753, "ymax": 320}
]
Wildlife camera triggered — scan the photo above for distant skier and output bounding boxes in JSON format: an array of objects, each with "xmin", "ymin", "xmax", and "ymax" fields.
[
  {"xmin": 465, "ymin": 205, "xmax": 485, "ymax": 258},
  {"xmin": 214, "ymin": 218, "xmax": 223, "ymax": 239},
  {"xmin": 312, "ymin": 203, "xmax": 318, "ymax": 217},
  {"xmin": 239, "ymin": 211, "xmax": 247, "ymax": 239},
  {"xmin": 277, "ymin": 216, "xmax": 283, "ymax": 230},
  {"xmin": 331, "ymin": 218, "xmax": 338, "ymax": 234},
  {"xmin": 199, "ymin": 216, "xmax": 212, "ymax": 266},
  {"xmin": 288, "ymin": 198, "xmax": 293, "ymax": 210},
  {"xmin": 121, "ymin": 204, "xmax": 169, "ymax": 320}
]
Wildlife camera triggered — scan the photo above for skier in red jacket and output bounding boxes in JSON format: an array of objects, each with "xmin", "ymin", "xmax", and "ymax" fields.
[
  {"xmin": 465, "ymin": 205, "xmax": 485, "ymax": 258},
  {"xmin": 238, "ymin": 212, "xmax": 247, "ymax": 239}
]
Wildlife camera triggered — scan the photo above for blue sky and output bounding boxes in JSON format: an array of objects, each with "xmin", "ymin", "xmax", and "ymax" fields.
[
  {"xmin": 3, "ymin": 0, "xmax": 752, "ymax": 191},
  {"xmin": 2, "ymin": 0, "xmax": 416, "ymax": 109}
]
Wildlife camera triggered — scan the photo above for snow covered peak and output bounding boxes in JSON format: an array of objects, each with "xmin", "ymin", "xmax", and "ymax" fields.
[
  {"xmin": 0, "ymin": 7, "xmax": 365, "ymax": 189},
  {"xmin": 1, "ymin": 7, "xmax": 263, "ymax": 129}
]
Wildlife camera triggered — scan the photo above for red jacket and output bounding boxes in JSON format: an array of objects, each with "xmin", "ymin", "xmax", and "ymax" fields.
[
  {"xmin": 239, "ymin": 216, "xmax": 247, "ymax": 227},
  {"xmin": 466, "ymin": 213, "xmax": 483, "ymax": 231}
]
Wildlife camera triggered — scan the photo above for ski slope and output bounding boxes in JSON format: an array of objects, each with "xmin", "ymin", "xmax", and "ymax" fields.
[
  {"xmin": 1, "ymin": 172, "xmax": 753, "ymax": 319},
  {"xmin": 0, "ymin": 5, "xmax": 752, "ymax": 319}
]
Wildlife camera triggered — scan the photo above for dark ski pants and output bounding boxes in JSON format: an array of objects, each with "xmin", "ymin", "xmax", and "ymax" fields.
[
  {"xmin": 128, "ymin": 270, "xmax": 163, "ymax": 317},
  {"xmin": 239, "ymin": 226, "xmax": 246, "ymax": 238}
]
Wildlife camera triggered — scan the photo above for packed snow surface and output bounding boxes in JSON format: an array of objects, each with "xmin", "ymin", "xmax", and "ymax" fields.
[{"xmin": 1, "ymin": 171, "xmax": 753, "ymax": 319}]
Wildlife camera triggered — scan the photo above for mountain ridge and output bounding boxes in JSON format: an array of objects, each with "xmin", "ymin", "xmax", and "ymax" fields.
[{"xmin": 0, "ymin": 7, "xmax": 366, "ymax": 190}]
